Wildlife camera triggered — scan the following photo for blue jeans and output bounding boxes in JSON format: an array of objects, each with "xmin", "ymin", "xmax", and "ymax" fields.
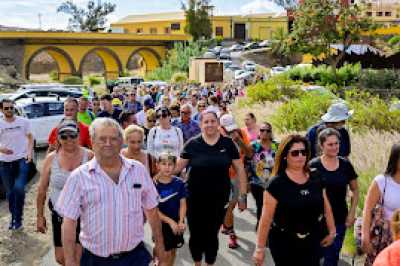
[
  {"xmin": 323, "ymin": 223, "xmax": 346, "ymax": 266},
  {"xmin": 80, "ymin": 242, "xmax": 152, "ymax": 266},
  {"xmin": 0, "ymin": 158, "xmax": 29, "ymax": 223}
]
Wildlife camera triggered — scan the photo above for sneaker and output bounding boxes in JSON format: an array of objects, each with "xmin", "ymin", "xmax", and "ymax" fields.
[
  {"xmin": 221, "ymin": 225, "xmax": 233, "ymax": 235},
  {"xmin": 8, "ymin": 219, "xmax": 14, "ymax": 230},
  {"xmin": 11, "ymin": 220, "xmax": 23, "ymax": 231},
  {"xmin": 228, "ymin": 234, "xmax": 239, "ymax": 249}
]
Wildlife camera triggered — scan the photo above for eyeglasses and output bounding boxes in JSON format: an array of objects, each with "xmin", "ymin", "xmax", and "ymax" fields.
[
  {"xmin": 59, "ymin": 132, "xmax": 79, "ymax": 140},
  {"xmin": 260, "ymin": 129, "xmax": 272, "ymax": 133},
  {"xmin": 289, "ymin": 149, "xmax": 307, "ymax": 157},
  {"xmin": 3, "ymin": 106, "xmax": 14, "ymax": 111}
]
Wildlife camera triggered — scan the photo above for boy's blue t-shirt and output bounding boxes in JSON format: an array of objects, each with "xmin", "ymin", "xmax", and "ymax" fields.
[{"xmin": 155, "ymin": 177, "xmax": 187, "ymax": 221}]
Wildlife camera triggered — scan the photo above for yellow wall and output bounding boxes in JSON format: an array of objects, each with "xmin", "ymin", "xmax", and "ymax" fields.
[
  {"xmin": 113, "ymin": 15, "xmax": 288, "ymax": 40},
  {"xmin": 113, "ymin": 20, "xmax": 186, "ymax": 35}
]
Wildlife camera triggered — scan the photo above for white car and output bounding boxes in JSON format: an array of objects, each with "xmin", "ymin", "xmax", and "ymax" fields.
[
  {"xmin": 15, "ymin": 97, "xmax": 65, "ymax": 147},
  {"xmin": 242, "ymin": 61, "xmax": 257, "ymax": 72},
  {"xmin": 229, "ymin": 44, "xmax": 244, "ymax": 52},
  {"xmin": 270, "ymin": 66, "xmax": 289, "ymax": 76},
  {"xmin": 258, "ymin": 40, "xmax": 271, "ymax": 47}
]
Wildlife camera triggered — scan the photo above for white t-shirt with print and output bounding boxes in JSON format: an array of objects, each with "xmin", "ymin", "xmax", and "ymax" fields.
[
  {"xmin": 0, "ymin": 116, "xmax": 31, "ymax": 162},
  {"xmin": 147, "ymin": 126, "xmax": 183, "ymax": 158}
]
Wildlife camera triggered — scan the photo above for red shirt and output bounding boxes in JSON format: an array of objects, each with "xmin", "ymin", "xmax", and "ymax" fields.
[{"xmin": 48, "ymin": 122, "xmax": 92, "ymax": 148}]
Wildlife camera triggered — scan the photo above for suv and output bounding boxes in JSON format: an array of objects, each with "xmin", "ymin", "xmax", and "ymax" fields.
[
  {"xmin": 11, "ymin": 87, "xmax": 83, "ymax": 102},
  {"xmin": 15, "ymin": 97, "xmax": 65, "ymax": 147},
  {"xmin": 117, "ymin": 77, "xmax": 144, "ymax": 86}
]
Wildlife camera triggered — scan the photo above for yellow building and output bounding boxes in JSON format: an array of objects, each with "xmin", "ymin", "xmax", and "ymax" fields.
[
  {"xmin": 361, "ymin": 0, "xmax": 400, "ymax": 27},
  {"xmin": 111, "ymin": 11, "xmax": 288, "ymax": 40}
]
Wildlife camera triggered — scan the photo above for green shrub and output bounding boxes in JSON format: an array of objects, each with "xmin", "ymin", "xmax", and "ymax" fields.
[
  {"xmin": 271, "ymin": 92, "xmax": 334, "ymax": 132},
  {"xmin": 358, "ymin": 69, "xmax": 400, "ymax": 94},
  {"xmin": 63, "ymin": 75, "xmax": 83, "ymax": 85},
  {"xmin": 345, "ymin": 90, "xmax": 400, "ymax": 132},
  {"xmin": 171, "ymin": 72, "xmax": 188, "ymax": 83},
  {"xmin": 388, "ymin": 35, "xmax": 400, "ymax": 46},
  {"xmin": 88, "ymin": 76, "xmax": 101, "ymax": 86},
  {"xmin": 49, "ymin": 71, "xmax": 58, "ymax": 81}
]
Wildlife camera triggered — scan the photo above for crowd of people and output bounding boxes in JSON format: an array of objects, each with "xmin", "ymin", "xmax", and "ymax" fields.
[{"xmin": 0, "ymin": 81, "xmax": 399, "ymax": 266}]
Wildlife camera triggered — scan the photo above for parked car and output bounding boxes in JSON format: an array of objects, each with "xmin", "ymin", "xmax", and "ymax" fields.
[
  {"xmin": 226, "ymin": 64, "xmax": 242, "ymax": 72},
  {"xmin": 203, "ymin": 51, "xmax": 218, "ymax": 59},
  {"xmin": 220, "ymin": 60, "xmax": 233, "ymax": 70},
  {"xmin": 243, "ymin": 42, "xmax": 260, "ymax": 51},
  {"xmin": 235, "ymin": 71, "xmax": 255, "ymax": 80},
  {"xmin": 218, "ymin": 51, "xmax": 231, "ymax": 60},
  {"xmin": 15, "ymin": 97, "xmax": 65, "ymax": 147},
  {"xmin": 117, "ymin": 76, "xmax": 144, "ymax": 86},
  {"xmin": 212, "ymin": 46, "xmax": 223, "ymax": 56},
  {"xmin": 242, "ymin": 61, "xmax": 257, "ymax": 72},
  {"xmin": 270, "ymin": 66, "xmax": 289, "ymax": 76},
  {"xmin": 229, "ymin": 44, "xmax": 244, "ymax": 52},
  {"xmin": 11, "ymin": 87, "xmax": 83, "ymax": 102},
  {"xmin": 258, "ymin": 40, "xmax": 271, "ymax": 47}
]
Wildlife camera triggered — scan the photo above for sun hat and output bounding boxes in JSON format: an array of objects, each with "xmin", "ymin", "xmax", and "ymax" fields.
[
  {"xmin": 112, "ymin": 98, "xmax": 122, "ymax": 106},
  {"xmin": 321, "ymin": 102, "xmax": 354, "ymax": 123},
  {"xmin": 220, "ymin": 114, "xmax": 239, "ymax": 132},
  {"xmin": 58, "ymin": 119, "xmax": 79, "ymax": 135}
]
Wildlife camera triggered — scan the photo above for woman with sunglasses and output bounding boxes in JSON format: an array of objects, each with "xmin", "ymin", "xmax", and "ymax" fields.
[
  {"xmin": 36, "ymin": 119, "xmax": 93, "ymax": 265},
  {"xmin": 253, "ymin": 134, "xmax": 336, "ymax": 266},
  {"xmin": 122, "ymin": 124, "xmax": 157, "ymax": 177},
  {"xmin": 193, "ymin": 100, "xmax": 207, "ymax": 122},
  {"xmin": 143, "ymin": 109, "xmax": 157, "ymax": 147},
  {"xmin": 147, "ymin": 107, "xmax": 183, "ymax": 159},
  {"xmin": 309, "ymin": 128, "xmax": 359, "ymax": 266},
  {"xmin": 249, "ymin": 122, "xmax": 279, "ymax": 229}
]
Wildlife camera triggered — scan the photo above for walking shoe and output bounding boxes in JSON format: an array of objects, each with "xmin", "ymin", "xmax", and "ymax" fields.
[
  {"xmin": 221, "ymin": 225, "xmax": 233, "ymax": 235},
  {"xmin": 11, "ymin": 220, "xmax": 23, "ymax": 231},
  {"xmin": 8, "ymin": 219, "xmax": 14, "ymax": 230},
  {"xmin": 228, "ymin": 234, "xmax": 239, "ymax": 249}
]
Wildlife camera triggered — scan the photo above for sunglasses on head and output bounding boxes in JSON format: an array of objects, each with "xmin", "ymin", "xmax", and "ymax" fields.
[
  {"xmin": 289, "ymin": 149, "xmax": 307, "ymax": 157},
  {"xmin": 59, "ymin": 132, "xmax": 78, "ymax": 140},
  {"xmin": 3, "ymin": 106, "xmax": 14, "ymax": 111}
]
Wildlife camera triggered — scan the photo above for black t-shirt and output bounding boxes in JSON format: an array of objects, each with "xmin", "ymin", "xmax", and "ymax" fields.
[
  {"xmin": 96, "ymin": 108, "xmax": 122, "ymax": 122},
  {"xmin": 309, "ymin": 157, "xmax": 357, "ymax": 224},
  {"xmin": 181, "ymin": 134, "xmax": 240, "ymax": 202},
  {"xmin": 266, "ymin": 170, "xmax": 325, "ymax": 234}
]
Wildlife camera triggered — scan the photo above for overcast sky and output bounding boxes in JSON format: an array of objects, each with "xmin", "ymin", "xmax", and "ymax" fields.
[{"xmin": 0, "ymin": 0, "xmax": 285, "ymax": 30}]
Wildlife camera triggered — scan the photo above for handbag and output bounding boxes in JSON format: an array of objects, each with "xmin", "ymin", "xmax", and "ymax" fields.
[{"xmin": 354, "ymin": 176, "xmax": 389, "ymax": 257}]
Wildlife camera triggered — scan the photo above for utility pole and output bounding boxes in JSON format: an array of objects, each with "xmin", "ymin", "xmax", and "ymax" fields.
[{"xmin": 38, "ymin": 13, "xmax": 42, "ymax": 29}]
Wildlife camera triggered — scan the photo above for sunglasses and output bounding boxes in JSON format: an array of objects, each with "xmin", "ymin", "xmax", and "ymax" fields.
[
  {"xmin": 3, "ymin": 106, "xmax": 14, "ymax": 111},
  {"xmin": 148, "ymin": 119, "xmax": 156, "ymax": 123},
  {"xmin": 59, "ymin": 132, "xmax": 79, "ymax": 140},
  {"xmin": 260, "ymin": 129, "xmax": 272, "ymax": 133},
  {"xmin": 198, "ymin": 105, "xmax": 206, "ymax": 108},
  {"xmin": 157, "ymin": 113, "xmax": 170, "ymax": 119},
  {"xmin": 181, "ymin": 111, "xmax": 191, "ymax": 115},
  {"xmin": 289, "ymin": 149, "xmax": 307, "ymax": 157}
]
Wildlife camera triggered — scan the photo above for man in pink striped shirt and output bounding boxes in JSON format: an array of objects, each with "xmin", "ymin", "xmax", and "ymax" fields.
[{"xmin": 56, "ymin": 118, "xmax": 166, "ymax": 266}]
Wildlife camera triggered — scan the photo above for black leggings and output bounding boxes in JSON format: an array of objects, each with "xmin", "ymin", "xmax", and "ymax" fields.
[
  {"xmin": 250, "ymin": 184, "xmax": 264, "ymax": 228},
  {"xmin": 187, "ymin": 195, "xmax": 228, "ymax": 265}
]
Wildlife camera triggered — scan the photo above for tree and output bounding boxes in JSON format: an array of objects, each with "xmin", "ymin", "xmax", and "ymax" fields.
[
  {"xmin": 182, "ymin": 0, "xmax": 212, "ymax": 41},
  {"xmin": 288, "ymin": 0, "xmax": 375, "ymax": 78},
  {"xmin": 271, "ymin": 27, "xmax": 291, "ymax": 65},
  {"xmin": 272, "ymin": 0, "xmax": 298, "ymax": 9},
  {"xmin": 57, "ymin": 1, "xmax": 116, "ymax": 32}
]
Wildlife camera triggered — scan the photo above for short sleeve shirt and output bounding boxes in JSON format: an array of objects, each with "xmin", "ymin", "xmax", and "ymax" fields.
[
  {"xmin": 309, "ymin": 157, "xmax": 357, "ymax": 224},
  {"xmin": 0, "ymin": 116, "xmax": 31, "ymax": 162},
  {"xmin": 155, "ymin": 177, "xmax": 187, "ymax": 221},
  {"xmin": 181, "ymin": 135, "xmax": 239, "ymax": 201},
  {"xmin": 266, "ymin": 170, "xmax": 325, "ymax": 234}
]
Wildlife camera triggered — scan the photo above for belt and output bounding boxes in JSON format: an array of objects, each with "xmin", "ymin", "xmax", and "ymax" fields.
[
  {"xmin": 86, "ymin": 242, "xmax": 145, "ymax": 260},
  {"xmin": 272, "ymin": 214, "xmax": 325, "ymax": 240}
]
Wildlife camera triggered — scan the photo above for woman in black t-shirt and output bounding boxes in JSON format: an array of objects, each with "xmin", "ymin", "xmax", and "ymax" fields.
[
  {"xmin": 309, "ymin": 128, "xmax": 359, "ymax": 266},
  {"xmin": 175, "ymin": 110, "xmax": 248, "ymax": 266},
  {"xmin": 253, "ymin": 134, "xmax": 336, "ymax": 266}
]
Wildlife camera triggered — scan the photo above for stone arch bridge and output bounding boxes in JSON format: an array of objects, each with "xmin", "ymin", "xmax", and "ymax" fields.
[{"xmin": 0, "ymin": 31, "xmax": 189, "ymax": 81}]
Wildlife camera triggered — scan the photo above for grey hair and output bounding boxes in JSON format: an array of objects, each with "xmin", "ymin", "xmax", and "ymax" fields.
[
  {"xmin": 89, "ymin": 118, "xmax": 124, "ymax": 141},
  {"xmin": 180, "ymin": 103, "xmax": 192, "ymax": 112},
  {"xmin": 318, "ymin": 127, "xmax": 341, "ymax": 147}
]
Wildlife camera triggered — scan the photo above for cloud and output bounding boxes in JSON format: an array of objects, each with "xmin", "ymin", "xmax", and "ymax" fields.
[{"xmin": 240, "ymin": 0, "xmax": 285, "ymax": 15}]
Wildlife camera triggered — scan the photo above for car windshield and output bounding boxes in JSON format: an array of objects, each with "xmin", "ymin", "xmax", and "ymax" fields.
[{"xmin": 23, "ymin": 104, "xmax": 45, "ymax": 119}]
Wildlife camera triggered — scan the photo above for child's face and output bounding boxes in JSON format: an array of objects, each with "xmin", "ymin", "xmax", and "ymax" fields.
[{"xmin": 158, "ymin": 160, "xmax": 175, "ymax": 176}]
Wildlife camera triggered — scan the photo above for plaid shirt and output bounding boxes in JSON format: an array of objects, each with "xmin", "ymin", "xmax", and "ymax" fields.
[
  {"xmin": 56, "ymin": 156, "xmax": 158, "ymax": 257},
  {"xmin": 173, "ymin": 119, "xmax": 201, "ymax": 143}
]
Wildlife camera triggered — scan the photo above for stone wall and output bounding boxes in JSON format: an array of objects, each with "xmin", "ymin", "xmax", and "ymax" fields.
[{"xmin": 0, "ymin": 40, "xmax": 25, "ymax": 76}]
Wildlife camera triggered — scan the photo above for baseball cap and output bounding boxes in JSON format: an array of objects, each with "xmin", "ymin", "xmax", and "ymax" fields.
[
  {"xmin": 220, "ymin": 114, "xmax": 238, "ymax": 132},
  {"xmin": 58, "ymin": 119, "xmax": 79, "ymax": 135}
]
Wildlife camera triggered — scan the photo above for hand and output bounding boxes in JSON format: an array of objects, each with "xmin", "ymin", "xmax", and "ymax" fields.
[
  {"xmin": 37, "ymin": 216, "xmax": 47, "ymax": 233},
  {"xmin": 345, "ymin": 214, "xmax": 356, "ymax": 228},
  {"xmin": 178, "ymin": 222, "xmax": 186, "ymax": 234},
  {"xmin": 361, "ymin": 237, "xmax": 374, "ymax": 254},
  {"xmin": 253, "ymin": 249, "xmax": 265, "ymax": 266},
  {"xmin": 26, "ymin": 151, "xmax": 33, "ymax": 163},
  {"xmin": 320, "ymin": 232, "xmax": 336, "ymax": 247},
  {"xmin": 168, "ymin": 221, "xmax": 179, "ymax": 235}
]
